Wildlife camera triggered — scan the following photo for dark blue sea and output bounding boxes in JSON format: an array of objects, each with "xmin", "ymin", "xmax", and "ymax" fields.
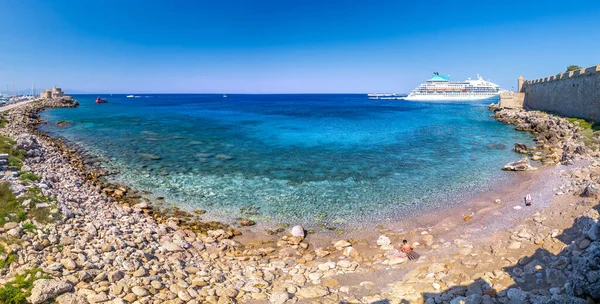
[{"xmin": 39, "ymin": 94, "xmax": 533, "ymax": 226}]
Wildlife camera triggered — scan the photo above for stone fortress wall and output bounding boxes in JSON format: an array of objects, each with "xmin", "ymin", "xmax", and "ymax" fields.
[{"xmin": 520, "ymin": 64, "xmax": 600, "ymax": 121}]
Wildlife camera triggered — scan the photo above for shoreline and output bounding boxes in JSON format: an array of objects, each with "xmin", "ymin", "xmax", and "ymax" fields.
[
  {"xmin": 31, "ymin": 99, "xmax": 569, "ymax": 244},
  {"xmin": 36, "ymin": 101, "xmax": 538, "ymax": 237},
  {"xmin": 1, "ymin": 98, "xmax": 599, "ymax": 304}
]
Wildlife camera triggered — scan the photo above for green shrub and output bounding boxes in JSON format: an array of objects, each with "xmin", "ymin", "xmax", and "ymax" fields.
[
  {"xmin": 18, "ymin": 172, "xmax": 39, "ymax": 183},
  {"xmin": 0, "ymin": 253, "xmax": 17, "ymax": 269},
  {"xmin": 566, "ymin": 117, "xmax": 600, "ymax": 147},
  {"xmin": 0, "ymin": 183, "xmax": 59, "ymax": 225},
  {"xmin": 0, "ymin": 182, "xmax": 19, "ymax": 226},
  {"xmin": 22, "ymin": 223, "xmax": 37, "ymax": 232},
  {"xmin": 0, "ymin": 268, "xmax": 49, "ymax": 304},
  {"xmin": 0, "ymin": 136, "xmax": 25, "ymax": 169}
]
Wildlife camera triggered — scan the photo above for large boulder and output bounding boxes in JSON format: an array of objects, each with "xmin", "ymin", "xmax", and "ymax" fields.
[
  {"xmin": 502, "ymin": 158, "xmax": 537, "ymax": 171},
  {"xmin": 16, "ymin": 134, "xmax": 41, "ymax": 151},
  {"xmin": 586, "ymin": 220, "xmax": 600, "ymax": 241},
  {"xmin": 28, "ymin": 279, "xmax": 73, "ymax": 304},
  {"xmin": 582, "ymin": 183, "xmax": 599, "ymax": 198},
  {"xmin": 16, "ymin": 134, "xmax": 44, "ymax": 157},
  {"xmin": 567, "ymin": 241, "xmax": 600, "ymax": 300}
]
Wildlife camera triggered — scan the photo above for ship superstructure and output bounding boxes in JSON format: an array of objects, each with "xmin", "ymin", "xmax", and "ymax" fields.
[{"xmin": 404, "ymin": 73, "xmax": 502, "ymax": 102}]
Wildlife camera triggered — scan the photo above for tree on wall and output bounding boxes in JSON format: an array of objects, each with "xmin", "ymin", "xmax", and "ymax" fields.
[{"xmin": 566, "ymin": 65, "xmax": 582, "ymax": 72}]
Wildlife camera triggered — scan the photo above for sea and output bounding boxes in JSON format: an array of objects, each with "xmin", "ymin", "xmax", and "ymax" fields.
[{"xmin": 39, "ymin": 94, "xmax": 533, "ymax": 227}]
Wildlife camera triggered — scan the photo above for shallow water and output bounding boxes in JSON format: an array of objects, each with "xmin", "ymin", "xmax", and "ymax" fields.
[{"xmin": 39, "ymin": 94, "xmax": 533, "ymax": 226}]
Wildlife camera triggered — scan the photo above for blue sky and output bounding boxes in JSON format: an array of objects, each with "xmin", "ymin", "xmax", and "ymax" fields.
[{"xmin": 1, "ymin": 0, "xmax": 599, "ymax": 94}]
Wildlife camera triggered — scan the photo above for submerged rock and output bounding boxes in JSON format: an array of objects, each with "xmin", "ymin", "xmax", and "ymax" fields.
[
  {"xmin": 514, "ymin": 143, "xmax": 530, "ymax": 154},
  {"xmin": 502, "ymin": 157, "xmax": 537, "ymax": 171},
  {"xmin": 56, "ymin": 120, "xmax": 72, "ymax": 127},
  {"xmin": 138, "ymin": 153, "xmax": 162, "ymax": 160},
  {"xmin": 215, "ymin": 154, "xmax": 234, "ymax": 160}
]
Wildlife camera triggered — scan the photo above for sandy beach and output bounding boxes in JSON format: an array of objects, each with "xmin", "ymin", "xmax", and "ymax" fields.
[{"xmin": 1, "ymin": 97, "xmax": 599, "ymax": 304}]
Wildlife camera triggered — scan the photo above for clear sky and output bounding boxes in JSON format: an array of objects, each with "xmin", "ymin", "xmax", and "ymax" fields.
[{"xmin": 1, "ymin": 0, "xmax": 599, "ymax": 94}]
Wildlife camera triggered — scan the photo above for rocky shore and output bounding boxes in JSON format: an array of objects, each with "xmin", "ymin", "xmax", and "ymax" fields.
[{"xmin": 0, "ymin": 99, "xmax": 599, "ymax": 304}]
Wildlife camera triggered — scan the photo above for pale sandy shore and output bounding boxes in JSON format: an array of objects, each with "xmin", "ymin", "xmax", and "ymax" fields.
[{"xmin": 0, "ymin": 98, "xmax": 599, "ymax": 304}]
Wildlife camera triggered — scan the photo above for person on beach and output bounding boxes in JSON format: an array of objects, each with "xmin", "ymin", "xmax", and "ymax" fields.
[
  {"xmin": 561, "ymin": 151, "xmax": 569, "ymax": 164},
  {"xmin": 524, "ymin": 193, "xmax": 532, "ymax": 206},
  {"xmin": 400, "ymin": 240, "xmax": 420, "ymax": 260}
]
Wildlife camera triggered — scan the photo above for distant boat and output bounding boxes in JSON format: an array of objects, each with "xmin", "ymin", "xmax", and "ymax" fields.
[
  {"xmin": 126, "ymin": 95, "xmax": 134, "ymax": 98},
  {"xmin": 95, "ymin": 97, "xmax": 108, "ymax": 104},
  {"xmin": 367, "ymin": 93, "xmax": 407, "ymax": 100},
  {"xmin": 223, "ymin": 94, "xmax": 227, "ymax": 98}
]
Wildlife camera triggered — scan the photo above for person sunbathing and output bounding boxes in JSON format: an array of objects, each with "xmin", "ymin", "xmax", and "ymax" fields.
[
  {"xmin": 400, "ymin": 239, "xmax": 420, "ymax": 260},
  {"xmin": 525, "ymin": 193, "xmax": 532, "ymax": 206}
]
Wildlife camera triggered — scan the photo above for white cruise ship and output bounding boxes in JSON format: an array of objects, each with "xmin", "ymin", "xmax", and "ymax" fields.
[{"xmin": 404, "ymin": 73, "xmax": 502, "ymax": 102}]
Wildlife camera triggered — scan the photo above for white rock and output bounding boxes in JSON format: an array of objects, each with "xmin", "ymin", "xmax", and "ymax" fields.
[
  {"xmin": 28, "ymin": 279, "xmax": 73, "ymax": 304},
  {"xmin": 290, "ymin": 225, "xmax": 305, "ymax": 237},
  {"xmin": 269, "ymin": 291, "xmax": 291, "ymax": 304},
  {"xmin": 388, "ymin": 257, "xmax": 404, "ymax": 265},
  {"xmin": 377, "ymin": 235, "xmax": 391, "ymax": 247}
]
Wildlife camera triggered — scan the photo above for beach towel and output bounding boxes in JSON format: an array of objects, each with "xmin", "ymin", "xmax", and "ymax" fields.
[{"xmin": 406, "ymin": 250, "xmax": 420, "ymax": 260}]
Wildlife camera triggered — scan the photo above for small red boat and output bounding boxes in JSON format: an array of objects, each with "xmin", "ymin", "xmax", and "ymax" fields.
[{"xmin": 95, "ymin": 97, "xmax": 108, "ymax": 104}]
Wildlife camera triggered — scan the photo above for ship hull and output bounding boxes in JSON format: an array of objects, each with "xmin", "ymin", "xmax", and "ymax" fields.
[{"xmin": 404, "ymin": 94, "xmax": 500, "ymax": 103}]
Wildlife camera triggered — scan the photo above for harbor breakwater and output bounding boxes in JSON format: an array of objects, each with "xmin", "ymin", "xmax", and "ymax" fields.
[{"xmin": 519, "ymin": 64, "xmax": 600, "ymax": 121}]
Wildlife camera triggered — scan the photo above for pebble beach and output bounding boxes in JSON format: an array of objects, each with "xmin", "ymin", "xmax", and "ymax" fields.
[{"xmin": 1, "ymin": 97, "xmax": 600, "ymax": 304}]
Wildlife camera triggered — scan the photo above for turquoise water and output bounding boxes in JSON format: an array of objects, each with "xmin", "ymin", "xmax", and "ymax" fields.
[{"xmin": 40, "ymin": 94, "xmax": 532, "ymax": 225}]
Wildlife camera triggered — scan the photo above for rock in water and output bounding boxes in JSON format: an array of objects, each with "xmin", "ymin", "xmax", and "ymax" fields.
[
  {"xmin": 514, "ymin": 143, "xmax": 530, "ymax": 154},
  {"xmin": 502, "ymin": 157, "xmax": 537, "ymax": 171},
  {"xmin": 138, "ymin": 153, "xmax": 162, "ymax": 160},
  {"xmin": 290, "ymin": 225, "xmax": 305, "ymax": 237},
  {"xmin": 28, "ymin": 279, "xmax": 73, "ymax": 304}
]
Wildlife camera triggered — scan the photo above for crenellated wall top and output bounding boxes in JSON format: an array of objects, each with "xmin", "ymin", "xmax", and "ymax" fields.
[{"xmin": 525, "ymin": 64, "xmax": 600, "ymax": 84}]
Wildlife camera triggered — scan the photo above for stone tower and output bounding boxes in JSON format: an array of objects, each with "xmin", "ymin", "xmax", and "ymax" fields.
[{"xmin": 518, "ymin": 76, "xmax": 525, "ymax": 93}]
